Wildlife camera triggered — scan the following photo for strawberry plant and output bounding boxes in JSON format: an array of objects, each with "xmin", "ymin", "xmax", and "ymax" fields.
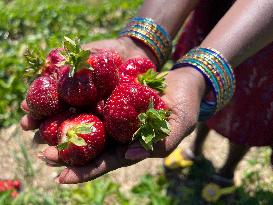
[{"xmin": 0, "ymin": 0, "xmax": 143, "ymax": 127}]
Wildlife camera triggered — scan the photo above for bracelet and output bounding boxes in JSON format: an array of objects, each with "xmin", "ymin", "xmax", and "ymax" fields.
[
  {"xmin": 120, "ymin": 17, "xmax": 172, "ymax": 66},
  {"xmin": 173, "ymin": 47, "xmax": 236, "ymax": 121}
]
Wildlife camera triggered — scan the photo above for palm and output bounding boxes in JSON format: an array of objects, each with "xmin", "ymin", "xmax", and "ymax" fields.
[
  {"xmin": 20, "ymin": 37, "xmax": 205, "ymax": 184},
  {"xmin": 37, "ymin": 68, "xmax": 204, "ymax": 184}
]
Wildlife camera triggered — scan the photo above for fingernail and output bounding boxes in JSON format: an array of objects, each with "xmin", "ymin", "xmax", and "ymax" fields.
[
  {"xmin": 125, "ymin": 147, "xmax": 150, "ymax": 160},
  {"xmin": 55, "ymin": 169, "xmax": 69, "ymax": 184},
  {"xmin": 54, "ymin": 176, "xmax": 60, "ymax": 184},
  {"xmin": 20, "ymin": 104, "xmax": 29, "ymax": 113},
  {"xmin": 37, "ymin": 152, "xmax": 57, "ymax": 165}
]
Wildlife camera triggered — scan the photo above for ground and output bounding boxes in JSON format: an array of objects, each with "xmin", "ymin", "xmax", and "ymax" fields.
[{"xmin": 1, "ymin": 124, "xmax": 271, "ymax": 193}]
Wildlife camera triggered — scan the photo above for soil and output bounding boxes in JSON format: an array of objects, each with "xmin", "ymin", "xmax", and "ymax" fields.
[{"xmin": 0, "ymin": 125, "xmax": 272, "ymax": 192}]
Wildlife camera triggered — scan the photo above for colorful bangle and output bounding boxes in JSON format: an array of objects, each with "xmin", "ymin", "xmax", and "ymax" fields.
[
  {"xmin": 120, "ymin": 17, "xmax": 172, "ymax": 66},
  {"xmin": 173, "ymin": 47, "xmax": 236, "ymax": 121}
]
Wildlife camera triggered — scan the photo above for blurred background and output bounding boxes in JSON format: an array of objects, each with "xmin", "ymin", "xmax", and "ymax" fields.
[{"xmin": 0, "ymin": 0, "xmax": 272, "ymax": 204}]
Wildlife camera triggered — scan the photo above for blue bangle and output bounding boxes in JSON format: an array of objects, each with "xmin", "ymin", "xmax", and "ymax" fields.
[{"xmin": 172, "ymin": 47, "xmax": 236, "ymax": 121}]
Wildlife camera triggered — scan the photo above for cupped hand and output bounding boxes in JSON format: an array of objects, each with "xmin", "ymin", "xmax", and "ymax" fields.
[{"xmin": 32, "ymin": 67, "xmax": 206, "ymax": 184}]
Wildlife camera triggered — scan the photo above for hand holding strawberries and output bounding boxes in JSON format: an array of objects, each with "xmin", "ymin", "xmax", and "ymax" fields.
[{"xmin": 20, "ymin": 37, "xmax": 206, "ymax": 184}]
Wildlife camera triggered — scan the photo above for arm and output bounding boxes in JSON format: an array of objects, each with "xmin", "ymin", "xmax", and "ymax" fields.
[
  {"xmin": 138, "ymin": 0, "xmax": 199, "ymax": 38},
  {"xmin": 201, "ymin": 0, "xmax": 273, "ymax": 66}
]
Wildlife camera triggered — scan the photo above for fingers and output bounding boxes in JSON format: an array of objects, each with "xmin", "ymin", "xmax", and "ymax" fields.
[
  {"xmin": 55, "ymin": 147, "xmax": 138, "ymax": 184},
  {"xmin": 38, "ymin": 146, "xmax": 64, "ymax": 167},
  {"xmin": 43, "ymin": 146, "xmax": 61, "ymax": 162},
  {"xmin": 125, "ymin": 142, "xmax": 151, "ymax": 160},
  {"xmin": 21, "ymin": 100, "xmax": 29, "ymax": 113},
  {"xmin": 20, "ymin": 115, "xmax": 41, "ymax": 131},
  {"xmin": 20, "ymin": 100, "xmax": 42, "ymax": 131},
  {"xmin": 125, "ymin": 110, "xmax": 196, "ymax": 160}
]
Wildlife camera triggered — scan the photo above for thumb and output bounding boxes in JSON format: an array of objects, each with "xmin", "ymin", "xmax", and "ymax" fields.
[{"xmin": 125, "ymin": 142, "xmax": 151, "ymax": 160}]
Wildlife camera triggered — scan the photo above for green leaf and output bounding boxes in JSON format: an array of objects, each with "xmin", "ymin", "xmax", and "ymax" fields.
[
  {"xmin": 69, "ymin": 136, "xmax": 87, "ymax": 147},
  {"xmin": 61, "ymin": 36, "xmax": 91, "ymax": 77},
  {"xmin": 133, "ymin": 100, "xmax": 171, "ymax": 151},
  {"xmin": 23, "ymin": 49, "xmax": 45, "ymax": 83},
  {"xmin": 138, "ymin": 69, "xmax": 168, "ymax": 93},
  {"xmin": 74, "ymin": 123, "xmax": 94, "ymax": 134},
  {"xmin": 57, "ymin": 142, "xmax": 69, "ymax": 151}
]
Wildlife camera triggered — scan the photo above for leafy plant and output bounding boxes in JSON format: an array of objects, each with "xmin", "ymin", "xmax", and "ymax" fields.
[{"xmin": 0, "ymin": 0, "xmax": 143, "ymax": 127}]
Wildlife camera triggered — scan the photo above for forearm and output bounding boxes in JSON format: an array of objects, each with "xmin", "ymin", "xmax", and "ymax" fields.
[
  {"xmin": 201, "ymin": 0, "xmax": 273, "ymax": 66},
  {"xmin": 138, "ymin": 0, "xmax": 199, "ymax": 39}
]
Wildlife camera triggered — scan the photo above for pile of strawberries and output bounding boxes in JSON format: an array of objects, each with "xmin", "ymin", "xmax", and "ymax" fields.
[
  {"xmin": 0, "ymin": 180, "xmax": 21, "ymax": 198},
  {"xmin": 25, "ymin": 37, "xmax": 170, "ymax": 166}
]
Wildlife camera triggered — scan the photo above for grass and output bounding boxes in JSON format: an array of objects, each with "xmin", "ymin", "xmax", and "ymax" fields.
[
  {"xmin": 1, "ymin": 147, "xmax": 272, "ymax": 205},
  {"xmin": 0, "ymin": 0, "xmax": 142, "ymax": 127}
]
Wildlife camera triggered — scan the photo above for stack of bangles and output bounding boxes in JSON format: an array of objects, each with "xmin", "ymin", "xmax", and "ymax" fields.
[
  {"xmin": 120, "ymin": 17, "xmax": 172, "ymax": 66},
  {"xmin": 120, "ymin": 17, "xmax": 235, "ymax": 121},
  {"xmin": 173, "ymin": 47, "xmax": 236, "ymax": 121}
]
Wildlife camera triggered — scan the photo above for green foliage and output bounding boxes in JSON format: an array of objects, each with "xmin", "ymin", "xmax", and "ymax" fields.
[
  {"xmin": 1, "ymin": 147, "xmax": 272, "ymax": 205},
  {"xmin": 70, "ymin": 177, "xmax": 129, "ymax": 205},
  {"xmin": 0, "ymin": 0, "xmax": 142, "ymax": 127},
  {"xmin": 131, "ymin": 174, "xmax": 176, "ymax": 205}
]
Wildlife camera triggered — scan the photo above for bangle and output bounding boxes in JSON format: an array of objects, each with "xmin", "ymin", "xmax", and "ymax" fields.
[
  {"xmin": 173, "ymin": 47, "xmax": 236, "ymax": 121},
  {"xmin": 120, "ymin": 17, "xmax": 172, "ymax": 66}
]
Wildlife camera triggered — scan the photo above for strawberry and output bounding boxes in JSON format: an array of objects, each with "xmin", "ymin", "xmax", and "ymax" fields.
[
  {"xmin": 24, "ymin": 49, "xmax": 67, "ymax": 81},
  {"xmin": 96, "ymin": 100, "xmax": 105, "ymax": 117},
  {"xmin": 26, "ymin": 75, "xmax": 63, "ymax": 119},
  {"xmin": 45, "ymin": 48, "xmax": 64, "ymax": 66},
  {"xmin": 43, "ymin": 48, "xmax": 71, "ymax": 80},
  {"xmin": 119, "ymin": 57, "xmax": 156, "ymax": 83},
  {"xmin": 57, "ymin": 113, "xmax": 106, "ymax": 166},
  {"xmin": 0, "ymin": 180, "xmax": 21, "ymax": 195},
  {"xmin": 88, "ymin": 49, "xmax": 122, "ymax": 99},
  {"xmin": 104, "ymin": 82, "xmax": 170, "ymax": 150},
  {"xmin": 39, "ymin": 111, "xmax": 75, "ymax": 145},
  {"xmin": 119, "ymin": 58, "xmax": 167, "ymax": 93},
  {"xmin": 58, "ymin": 37, "xmax": 98, "ymax": 107}
]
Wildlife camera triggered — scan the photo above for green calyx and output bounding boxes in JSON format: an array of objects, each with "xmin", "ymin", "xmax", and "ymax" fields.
[
  {"xmin": 57, "ymin": 123, "xmax": 94, "ymax": 150},
  {"xmin": 137, "ymin": 69, "xmax": 168, "ymax": 93},
  {"xmin": 24, "ymin": 49, "xmax": 45, "ymax": 83},
  {"xmin": 133, "ymin": 101, "xmax": 171, "ymax": 151},
  {"xmin": 61, "ymin": 36, "xmax": 92, "ymax": 77}
]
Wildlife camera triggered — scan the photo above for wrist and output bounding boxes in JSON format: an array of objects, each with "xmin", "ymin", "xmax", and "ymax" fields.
[{"xmin": 173, "ymin": 67, "xmax": 207, "ymax": 99}]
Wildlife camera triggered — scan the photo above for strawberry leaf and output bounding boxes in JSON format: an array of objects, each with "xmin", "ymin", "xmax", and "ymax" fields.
[
  {"xmin": 133, "ymin": 101, "xmax": 170, "ymax": 151},
  {"xmin": 138, "ymin": 69, "xmax": 168, "ymax": 93},
  {"xmin": 24, "ymin": 49, "xmax": 45, "ymax": 83},
  {"xmin": 61, "ymin": 36, "xmax": 91, "ymax": 77},
  {"xmin": 73, "ymin": 123, "xmax": 94, "ymax": 134},
  {"xmin": 69, "ymin": 135, "xmax": 87, "ymax": 147},
  {"xmin": 57, "ymin": 142, "xmax": 69, "ymax": 151}
]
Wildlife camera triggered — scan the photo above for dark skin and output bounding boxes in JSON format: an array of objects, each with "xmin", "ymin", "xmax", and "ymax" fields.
[{"xmin": 21, "ymin": 0, "xmax": 273, "ymax": 183}]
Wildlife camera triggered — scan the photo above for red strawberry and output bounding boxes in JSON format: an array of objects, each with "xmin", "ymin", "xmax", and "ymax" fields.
[
  {"xmin": 26, "ymin": 76, "xmax": 63, "ymax": 119},
  {"xmin": 46, "ymin": 48, "xmax": 64, "ymax": 66},
  {"xmin": 59, "ymin": 68, "xmax": 97, "ymax": 107},
  {"xmin": 12, "ymin": 180, "xmax": 21, "ymax": 190},
  {"xmin": 119, "ymin": 58, "xmax": 167, "ymax": 93},
  {"xmin": 39, "ymin": 111, "xmax": 75, "ymax": 145},
  {"xmin": 58, "ymin": 37, "xmax": 98, "ymax": 107},
  {"xmin": 104, "ymin": 82, "xmax": 170, "ymax": 150},
  {"xmin": 119, "ymin": 57, "xmax": 156, "ymax": 83},
  {"xmin": 0, "ymin": 180, "xmax": 21, "ymax": 194},
  {"xmin": 96, "ymin": 100, "xmax": 105, "ymax": 117},
  {"xmin": 57, "ymin": 113, "xmax": 106, "ymax": 166},
  {"xmin": 88, "ymin": 49, "xmax": 122, "ymax": 99},
  {"xmin": 24, "ymin": 49, "xmax": 67, "ymax": 81},
  {"xmin": 43, "ymin": 48, "xmax": 71, "ymax": 80}
]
